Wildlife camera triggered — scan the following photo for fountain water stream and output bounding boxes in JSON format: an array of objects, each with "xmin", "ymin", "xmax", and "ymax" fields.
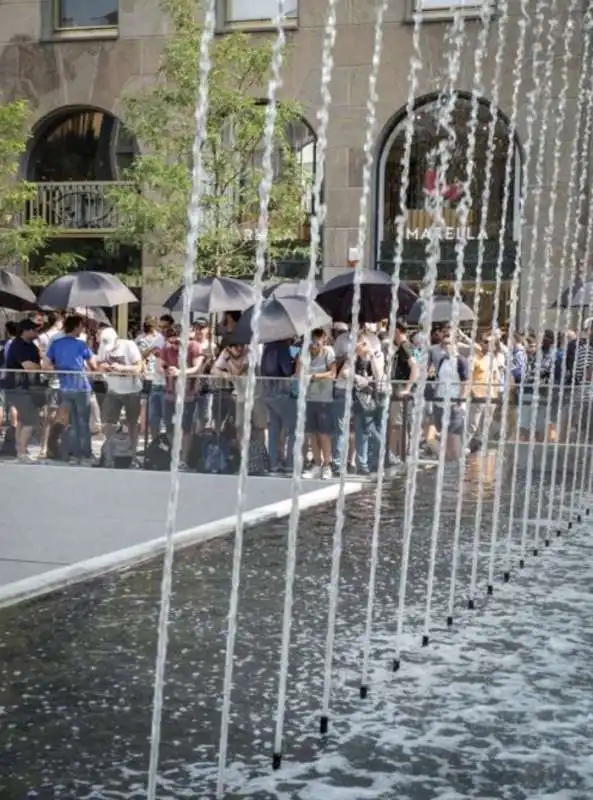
[
  {"xmin": 217, "ymin": 5, "xmax": 288, "ymax": 795},
  {"xmin": 135, "ymin": 1, "xmax": 593, "ymax": 796},
  {"xmin": 319, "ymin": 0, "xmax": 390, "ymax": 734},
  {"xmin": 532, "ymin": 0, "xmax": 583, "ymax": 549},
  {"xmin": 145, "ymin": 3, "xmax": 217, "ymax": 797},
  {"xmin": 518, "ymin": 1, "xmax": 563, "ymax": 565},
  {"xmin": 447, "ymin": 0, "xmax": 504, "ymax": 622},
  {"xmin": 392, "ymin": 6, "xmax": 469, "ymax": 667},
  {"xmin": 272, "ymin": 0, "xmax": 339, "ymax": 768},
  {"xmin": 568, "ymin": 143, "xmax": 593, "ymax": 516},
  {"xmin": 359, "ymin": 7, "xmax": 424, "ymax": 696},
  {"xmin": 503, "ymin": 0, "xmax": 550, "ymax": 570}
]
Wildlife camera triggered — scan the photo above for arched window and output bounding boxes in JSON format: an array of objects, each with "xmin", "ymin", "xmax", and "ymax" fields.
[
  {"xmin": 26, "ymin": 106, "xmax": 142, "ymax": 333},
  {"xmin": 28, "ymin": 107, "xmax": 137, "ymax": 182},
  {"xmin": 376, "ymin": 94, "xmax": 521, "ymax": 326}
]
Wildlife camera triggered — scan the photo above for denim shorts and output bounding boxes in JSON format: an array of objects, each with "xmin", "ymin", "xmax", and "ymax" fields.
[
  {"xmin": 305, "ymin": 401, "xmax": 333, "ymax": 435},
  {"xmin": 7, "ymin": 391, "xmax": 39, "ymax": 427}
]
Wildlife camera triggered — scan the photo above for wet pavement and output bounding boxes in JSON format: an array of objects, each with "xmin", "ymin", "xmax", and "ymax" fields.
[{"xmin": 0, "ymin": 452, "xmax": 592, "ymax": 799}]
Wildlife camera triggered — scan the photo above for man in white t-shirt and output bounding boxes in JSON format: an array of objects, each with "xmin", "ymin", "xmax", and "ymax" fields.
[
  {"xmin": 433, "ymin": 331, "xmax": 470, "ymax": 460},
  {"xmin": 99, "ymin": 328, "xmax": 143, "ymax": 454}
]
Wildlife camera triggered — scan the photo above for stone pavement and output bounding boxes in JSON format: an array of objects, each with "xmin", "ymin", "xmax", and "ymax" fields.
[{"xmin": 0, "ymin": 465, "xmax": 363, "ymax": 605}]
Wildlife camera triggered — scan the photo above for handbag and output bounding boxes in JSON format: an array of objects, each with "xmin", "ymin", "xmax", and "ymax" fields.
[
  {"xmin": 352, "ymin": 356, "xmax": 377, "ymax": 414},
  {"xmin": 353, "ymin": 386, "xmax": 377, "ymax": 414}
]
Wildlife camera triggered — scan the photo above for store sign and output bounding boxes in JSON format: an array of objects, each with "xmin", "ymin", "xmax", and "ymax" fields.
[{"xmin": 405, "ymin": 226, "xmax": 488, "ymax": 240}]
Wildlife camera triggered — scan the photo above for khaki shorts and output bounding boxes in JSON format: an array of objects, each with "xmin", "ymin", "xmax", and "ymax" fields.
[{"xmin": 103, "ymin": 392, "xmax": 141, "ymax": 427}]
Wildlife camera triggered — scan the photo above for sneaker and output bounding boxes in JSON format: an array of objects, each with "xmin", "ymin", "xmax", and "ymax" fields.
[
  {"xmin": 17, "ymin": 454, "xmax": 37, "ymax": 465},
  {"xmin": 347, "ymin": 463, "xmax": 357, "ymax": 475},
  {"xmin": 321, "ymin": 466, "xmax": 333, "ymax": 480},
  {"xmin": 303, "ymin": 465, "xmax": 322, "ymax": 479},
  {"xmin": 358, "ymin": 465, "xmax": 371, "ymax": 476},
  {"xmin": 386, "ymin": 452, "xmax": 402, "ymax": 467}
]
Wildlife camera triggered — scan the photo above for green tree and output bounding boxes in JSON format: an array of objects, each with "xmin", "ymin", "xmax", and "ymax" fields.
[
  {"xmin": 0, "ymin": 100, "xmax": 48, "ymax": 268},
  {"xmin": 110, "ymin": 0, "xmax": 311, "ymax": 281},
  {"xmin": 0, "ymin": 99, "xmax": 85, "ymax": 285}
]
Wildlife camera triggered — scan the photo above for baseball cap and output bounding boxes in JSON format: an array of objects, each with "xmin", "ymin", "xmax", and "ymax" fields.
[{"xmin": 333, "ymin": 322, "xmax": 348, "ymax": 332}]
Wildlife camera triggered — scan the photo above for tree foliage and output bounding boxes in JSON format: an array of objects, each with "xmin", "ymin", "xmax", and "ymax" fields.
[
  {"xmin": 110, "ymin": 0, "xmax": 312, "ymax": 280},
  {"xmin": 0, "ymin": 100, "xmax": 48, "ymax": 268},
  {"xmin": 0, "ymin": 100, "xmax": 83, "ymax": 284}
]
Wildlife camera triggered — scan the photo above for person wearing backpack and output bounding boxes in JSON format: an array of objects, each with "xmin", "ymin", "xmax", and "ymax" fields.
[
  {"xmin": 433, "ymin": 330, "xmax": 470, "ymax": 461},
  {"xmin": 389, "ymin": 321, "xmax": 418, "ymax": 462},
  {"xmin": 260, "ymin": 339, "xmax": 297, "ymax": 473}
]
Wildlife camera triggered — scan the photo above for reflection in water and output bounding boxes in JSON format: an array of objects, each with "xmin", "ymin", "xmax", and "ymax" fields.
[{"xmin": 0, "ymin": 460, "xmax": 590, "ymax": 799}]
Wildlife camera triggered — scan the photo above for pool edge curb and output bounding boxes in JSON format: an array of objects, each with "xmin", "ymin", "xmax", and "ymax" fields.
[{"xmin": 0, "ymin": 481, "xmax": 363, "ymax": 609}]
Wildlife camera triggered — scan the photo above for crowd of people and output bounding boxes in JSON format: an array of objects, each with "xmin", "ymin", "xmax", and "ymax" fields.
[{"xmin": 1, "ymin": 308, "xmax": 592, "ymax": 476}]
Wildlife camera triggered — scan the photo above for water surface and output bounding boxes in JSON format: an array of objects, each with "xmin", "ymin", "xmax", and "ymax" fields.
[{"xmin": 1, "ymin": 457, "xmax": 591, "ymax": 799}]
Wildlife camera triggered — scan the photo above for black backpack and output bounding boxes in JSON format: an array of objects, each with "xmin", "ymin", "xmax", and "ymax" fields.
[{"xmin": 144, "ymin": 433, "xmax": 172, "ymax": 471}]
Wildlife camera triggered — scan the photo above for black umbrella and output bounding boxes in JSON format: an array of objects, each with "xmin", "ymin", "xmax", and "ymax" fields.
[
  {"xmin": 407, "ymin": 296, "xmax": 475, "ymax": 325},
  {"xmin": 262, "ymin": 279, "xmax": 321, "ymax": 299},
  {"xmin": 38, "ymin": 272, "xmax": 137, "ymax": 309},
  {"xmin": 567, "ymin": 281, "xmax": 593, "ymax": 309},
  {"xmin": 0, "ymin": 269, "xmax": 37, "ymax": 311},
  {"xmin": 226, "ymin": 295, "xmax": 332, "ymax": 345},
  {"xmin": 71, "ymin": 306, "xmax": 111, "ymax": 325},
  {"xmin": 316, "ymin": 269, "xmax": 417, "ymax": 323},
  {"xmin": 164, "ymin": 276, "xmax": 256, "ymax": 314},
  {"xmin": 550, "ymin": 278, "xmax": 586, "ymax": 309}
]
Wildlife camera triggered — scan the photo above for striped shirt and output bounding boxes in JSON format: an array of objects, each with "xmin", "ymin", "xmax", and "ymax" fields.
[{"xmin": 573, "ymin": 342, "xmax": 593, "ymax": 399}]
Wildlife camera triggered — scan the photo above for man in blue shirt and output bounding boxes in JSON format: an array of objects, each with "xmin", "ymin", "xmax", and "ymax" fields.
[{"xmin": 47, "ymin": 314, "xmax": 97, "ymax": 464}]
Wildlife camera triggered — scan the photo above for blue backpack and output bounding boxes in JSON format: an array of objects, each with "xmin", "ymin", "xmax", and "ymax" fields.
[
  {"xmin": 261, "ymin": 342, "xmax": 294, "ymax": 378},
  {"xmin": 203, "ymin": 436, "xmax": 230, "ymax": 474}
]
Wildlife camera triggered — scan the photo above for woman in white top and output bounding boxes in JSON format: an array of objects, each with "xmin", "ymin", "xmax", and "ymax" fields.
[{"xmin": 98, "ymin": 329, "xmax": 143, "ymax": 454}]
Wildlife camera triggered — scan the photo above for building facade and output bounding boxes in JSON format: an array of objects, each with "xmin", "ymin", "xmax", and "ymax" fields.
[{"xmin": 0, "ymin": 0, "xmax": 589, "ymax": 329}]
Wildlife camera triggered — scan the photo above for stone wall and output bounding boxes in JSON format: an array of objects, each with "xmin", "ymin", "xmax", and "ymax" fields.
[{"xmin": 0, "ymin": 0, "xmax": 588, "ymax": 321}]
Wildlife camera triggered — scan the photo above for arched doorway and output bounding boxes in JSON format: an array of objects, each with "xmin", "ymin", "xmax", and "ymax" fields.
[
  {"xmin": 27, "ymin": 106, "xmax": 135, "ymax": 182},
  {"xmin": 25, "ymin": 106, "xmax": 141, "ymax": 335},
  {"xmin": 376, "ymin": 93, "xmax": 521, "ymax": 328}
]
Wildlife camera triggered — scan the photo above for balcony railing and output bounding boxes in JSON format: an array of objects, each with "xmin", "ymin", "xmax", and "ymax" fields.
[{"xmin": 25, "ymin": 181, "xmax": 132, "ymax": 234}]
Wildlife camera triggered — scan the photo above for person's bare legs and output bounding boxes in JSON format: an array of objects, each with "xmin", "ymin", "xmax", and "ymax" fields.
[
  {"xmin": 39, "ymin": 405, "xmax": 59, "ymax": 458},
  {"xmin": 16, "ymin": 424, "xmax": 32, "ymax": 458},
  {"xmin": 389, "ymin": 425, "xmax": 402, "ymax": 457},
  {"xmin": 446, "ymin": 433, "xmax": 461, "ymax": 461},
  {"xmin": 319, "ymin": 433, "xmax": 332, "ymax": 466},
  {"xmin": 310, "ymin": 432, "xmax": 322, "ymax": 466}
]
